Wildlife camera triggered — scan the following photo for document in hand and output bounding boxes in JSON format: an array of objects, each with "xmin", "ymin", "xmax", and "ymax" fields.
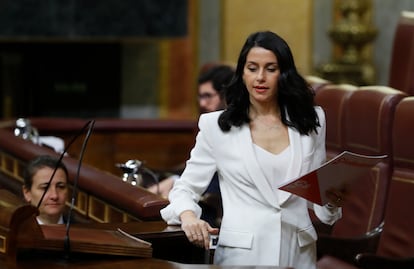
[{"xmin": 278, "ymin": 151, "xmax": 387, "ymax": 205}]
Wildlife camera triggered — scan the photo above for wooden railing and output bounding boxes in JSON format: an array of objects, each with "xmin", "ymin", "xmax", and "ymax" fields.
[
  {"xmin": 28, "ymin": 117, "xmax": 198, "ymax": 175},
  {"xmin": 0, "ymin": 127, "xmax": 170, "ymax": 223}
]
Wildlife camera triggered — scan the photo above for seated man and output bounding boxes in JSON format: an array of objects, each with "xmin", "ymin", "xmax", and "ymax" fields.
[{"xmin": 22, "ymin": 155, "xmax": 69, "ymax": 224}]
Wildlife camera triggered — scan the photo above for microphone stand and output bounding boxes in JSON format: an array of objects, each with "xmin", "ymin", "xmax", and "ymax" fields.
[
  {"xmin": 35, "ymin": 119, "xmax": 95, "ymax": 260},
  {"xmin": 64, "ymin": 120, "xmax": 95, "ymax": 259}
]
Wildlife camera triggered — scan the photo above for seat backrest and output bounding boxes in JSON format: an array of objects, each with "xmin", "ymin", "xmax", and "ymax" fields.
[
  {"xmin": 314, "ymin": 84, "xmax": 357, "ymax": 160},
  {"xmin": 306, "ymin": 75, "xmax": 332, "ymax": 94},
  {"xmin": 331, "ymin": 86, "xmax": 407, "ymax": 237},
  {"xmin": 376, "ymin": 96, "xmax": 414, "ymax": 257},
  {"xmin": 343, "ymin": 86, "xmax": 406, "ymax": 157},
  {"xmin": 389, "ymin": 11, "xmax": 414, "ymax": 96}
]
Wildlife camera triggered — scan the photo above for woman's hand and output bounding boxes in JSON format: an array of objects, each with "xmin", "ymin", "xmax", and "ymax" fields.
[
  {"xmin": 180, "ymin": 210, "xmax": 219, "ymax": 250},
  {"xmin": 325, "ymin": 185, "xmax": 349, "ymax": 207}
]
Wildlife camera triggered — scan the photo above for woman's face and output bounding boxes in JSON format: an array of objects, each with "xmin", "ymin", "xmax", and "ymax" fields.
[
  {"xmin": 242, "ymin": 47, "xmax": 280, "ymax": 105},
  {"xmin": 23, "ymin": 167, "xmax": 68, "ymax": 223}
]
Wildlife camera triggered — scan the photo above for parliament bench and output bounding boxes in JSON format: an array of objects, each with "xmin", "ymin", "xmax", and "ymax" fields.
[
  {"xmin": 314, "ymin": 85, "xmax": 414, "ymax": 268},
  {"xmin": 0, "ymin": 126, "xmax": 169, "ymax": 223}
]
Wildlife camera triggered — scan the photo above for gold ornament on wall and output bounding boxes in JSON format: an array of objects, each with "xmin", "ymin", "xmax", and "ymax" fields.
[{"xmin": 317, "ymin": 0, "xmax": 377, "ymax": 85}]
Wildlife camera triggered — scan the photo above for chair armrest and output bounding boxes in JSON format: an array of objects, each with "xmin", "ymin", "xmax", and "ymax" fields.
[
  {"xmin": 317, "ymin": 222, "xmax": 383, "ymax": 263},
  {"xmin": 356, "ymin": 253, "xmax": 414, "ymax": 269}
]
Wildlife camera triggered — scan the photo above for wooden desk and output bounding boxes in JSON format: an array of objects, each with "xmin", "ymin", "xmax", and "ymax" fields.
[
  {"xmin": 70, "ymin": 220, "xmax": 207, "ymax": 264},
  {"xmin": 0, "ymin": 256, "xmax": 291, "ymax": 269},
  {"xmin": 0, "ymin": 191, "xmax": 292, "ymax": 269},
  {"xmin": 0, "ymin": 219, "xmax": 292, "ymax": 268}
]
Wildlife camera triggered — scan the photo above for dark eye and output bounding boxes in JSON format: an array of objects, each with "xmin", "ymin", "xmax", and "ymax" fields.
[
  {"xmin": 267, "ymin": 65, "xmax": 279, "ymax": 72},
  {"xmin": 57, "ymin": 183, "xmax": 67, "ymax": 189}
]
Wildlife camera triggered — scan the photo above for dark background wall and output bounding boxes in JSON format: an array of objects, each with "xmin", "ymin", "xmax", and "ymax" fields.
[
  {"xmin": 0, "ymin": 0, "xmax": 189, "ymax": 119},
  {"xmin": 0, "ymin": 0, "xmax": 187, "ymax": 38}
]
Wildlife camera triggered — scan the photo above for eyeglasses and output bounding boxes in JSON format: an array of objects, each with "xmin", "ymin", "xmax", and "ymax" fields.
[{"xmin": 198, "ymin": 92, "xmax": 218, "ymax": 101}]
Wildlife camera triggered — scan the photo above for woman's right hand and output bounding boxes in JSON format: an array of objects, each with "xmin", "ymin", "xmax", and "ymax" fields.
[{"xmin": 180, "ymin": 210, "xmax": 219, "ymax": 250}]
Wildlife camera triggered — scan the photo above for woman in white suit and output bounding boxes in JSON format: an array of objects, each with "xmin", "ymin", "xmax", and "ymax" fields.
[{"xmin": 160, "ymin": 31, "xmax": 342, "ymax": 268}]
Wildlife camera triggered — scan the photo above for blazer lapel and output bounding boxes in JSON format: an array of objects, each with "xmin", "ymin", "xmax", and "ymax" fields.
[{"xmin": 235, "ymin": 124, "xmax": 281, "ymax": 209}]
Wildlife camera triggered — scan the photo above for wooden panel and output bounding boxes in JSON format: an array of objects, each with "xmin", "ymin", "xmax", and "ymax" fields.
[
  {"xmin": 29, "ymin": 118, "xmax": 198, "ymax": 174},
  {"xmin": 0, "ymin": 127, "xmax": 169, "ymax": 222}
]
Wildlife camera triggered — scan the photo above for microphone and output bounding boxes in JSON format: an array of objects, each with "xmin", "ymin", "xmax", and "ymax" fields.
[
  {"xmin": 35, "ymin": 119, "xmax": 95, "ymax": 260},
  {"xmin": 115, "ymin": 159, "xmax": 160, "ymax": 194},
  {"xmin": 14, "ymin": 118, "xmax": 39, "ymax": 144},
  {"xmin": 115, "ymin": 159, "xmax": 143, "ymax": 186}
]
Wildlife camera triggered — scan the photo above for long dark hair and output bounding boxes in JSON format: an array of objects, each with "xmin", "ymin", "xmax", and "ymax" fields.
[{"xmin": 218, "ymin": 31, "xmax": 319, "ymax": 135}]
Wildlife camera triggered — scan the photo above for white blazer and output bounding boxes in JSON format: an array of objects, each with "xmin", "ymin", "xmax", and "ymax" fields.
[{"xmin": 161, "ymin": 107, "xmax": 341, "ymax": 268}]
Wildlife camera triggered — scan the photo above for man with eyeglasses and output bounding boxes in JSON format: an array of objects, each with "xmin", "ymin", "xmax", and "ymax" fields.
[{"xmin": 197, "ymin": 64, "xmax": 234, "ymax": 114}]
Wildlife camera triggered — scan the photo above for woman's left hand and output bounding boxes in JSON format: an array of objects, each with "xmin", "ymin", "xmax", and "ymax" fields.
[{"xmin": 325, "ymin": 186, "xmax": 349, "ymax": 207}]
